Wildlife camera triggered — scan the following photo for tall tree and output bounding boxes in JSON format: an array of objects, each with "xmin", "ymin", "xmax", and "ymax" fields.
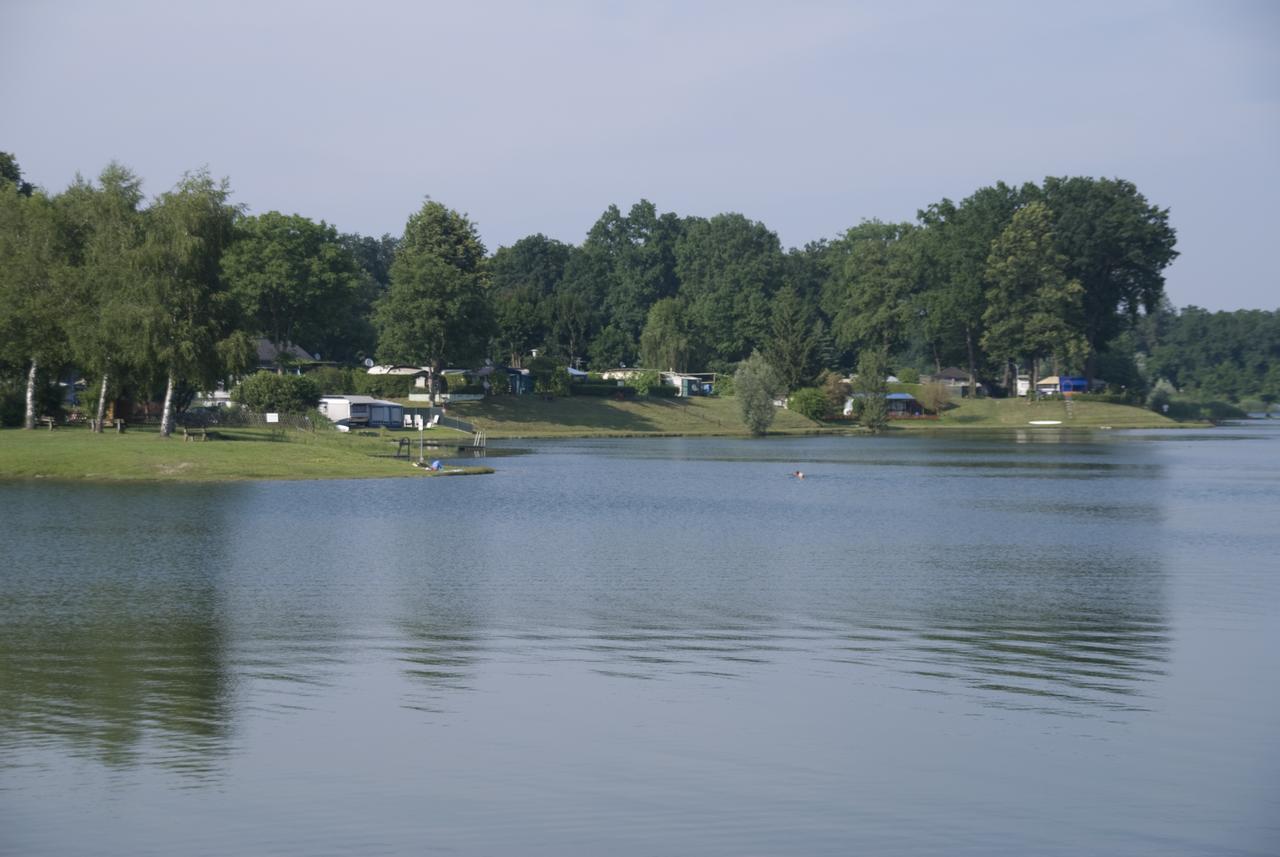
[
  {"xmin": 1027, "ymin": 176, "xmax": 1178, "ymax": 381},
  {"xmin": 765, "ymin": 285, "xmax": 815, "ymax": 391},
  {"xmin": 915, "ymin": 182, "xmax": 1023, "ymax": 394},
  {"xmin": 58, "ymin": 163, "xmax": 146, "ymax": 430},
  {"xmin": 981, "ymin": 202, "xmax": 1087, "ymax": 396},
  {"xmin": 824, "ymin": 220, "xmax": 919, "ymax": 357},
  {"xmin": 0, "ymin": 183, "xmax": 66, "ymax": 428},
  {"xmin": 675, "ymin": 213, "xmax": 782, "ymax": 366},
  {"xmin": 489, "ymin": 233, "xmax": 570, "ymax": 364},
  {"xmin": 639, "ymin": 297, "xmax": 693, "ymax": 372},
  {"xmin": 374, "ymin": 200, "xmax": 492, "ymax": 379},
  {"xmin": 222, "ymin": 212, "xmax": 365, "ymax": 366},
  {"xmin": 0, "ymin": 151, "xmax": 35, "ymax": 197},
  {"xmin": 134, "ymin": 170, "xmax": 252, "ymax": 437}
]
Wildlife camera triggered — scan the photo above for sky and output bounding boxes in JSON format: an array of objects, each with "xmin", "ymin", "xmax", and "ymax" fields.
[{"xmin": 3, "ymin": 0, "xmax": 1277, "ymax": 310}]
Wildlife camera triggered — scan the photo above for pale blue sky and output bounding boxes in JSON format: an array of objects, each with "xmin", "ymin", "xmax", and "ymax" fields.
[{"xmin": 3, "ymin": 0, "xmax": 1277, "ymax": 309}]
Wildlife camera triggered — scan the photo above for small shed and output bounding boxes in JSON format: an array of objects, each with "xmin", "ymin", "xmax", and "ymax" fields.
[{"xmin": 319, "ymin": 395, "xmax": 405, "ymax": 428}]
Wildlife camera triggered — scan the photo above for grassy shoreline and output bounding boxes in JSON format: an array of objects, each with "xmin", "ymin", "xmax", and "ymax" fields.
[
  {"xmin": 0, "ymin": 425, "xmax": 494, "ymax": 483},
  {"xmin": 0, "ymin": 397, "xmax": 1198, "ymax": 483},
  {"xmin": 437, "ymin": 394, "xmax": 1190, "ymax": 438}
]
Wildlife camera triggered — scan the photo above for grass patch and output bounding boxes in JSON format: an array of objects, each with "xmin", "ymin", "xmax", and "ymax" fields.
[
  {"xmin": 430, "ymin": 395, "xmax": 828, "ymax": 439},
  {"xmin": 0, "ymin": 425, "xmax": 494, "ymax": 482},
  {"xmin": 891, "ymin": 397, "xmax": 1189, "ymax": 430}
]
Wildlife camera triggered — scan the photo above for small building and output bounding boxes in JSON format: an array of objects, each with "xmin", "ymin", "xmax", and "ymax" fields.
[
  {"xmin": 1035, "ymin": 375, "xmax": 1089, "ymax": 396},
  {"xmin": 318, "ymin": 395, "xmax": 404, "ymax": 428},
  {"xmin": 660, "ymin": 371, "xmax": 716, "ymax": 397},
  {"xmin": 256, "ymin": 339, "xmax": 319, "ymax": 374},
  {"xmin": 843, "ymin": 392, "xmax": 924, "ymax": 416},
  {"xmin": 923, "ymin": 366, "xmax": 984, "ymax": 397},
  {"xmin": 886, "ymin": 392, "xmax": 924, "ymax": 416}
]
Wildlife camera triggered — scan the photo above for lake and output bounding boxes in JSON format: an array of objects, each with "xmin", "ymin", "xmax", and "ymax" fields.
[{"xmin": 2, "ymin": 425, "xmax": 1278, "ymax": 856}]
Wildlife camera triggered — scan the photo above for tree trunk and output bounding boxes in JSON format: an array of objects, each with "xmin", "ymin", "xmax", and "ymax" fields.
[
  {"xmin": 159, "ymin": 369, "xmax": 176, "ymax": 437},
  {"xmin": 23, "ymin": 360, "xmax": 37, "ymax": 430},
  {"xmin": 965, "ymin": 328, "xmax": 978, "ymax": 399},
  {"xmin": 1029, "ymin": 357, "xmax": 1039, "ymax": 404},
  {"xmin": 1002, "ymin": 361, "xmax": 1012, "ymax": 399},
  {"xmin": 931, "ymin": 342, "xmax": 942, "ymax": 374},
  {"xmin": 95, "ymin": 371, "xmax": 110, "ymax": 433}
]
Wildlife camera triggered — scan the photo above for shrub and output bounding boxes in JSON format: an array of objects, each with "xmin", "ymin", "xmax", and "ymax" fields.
[
  {"xmin": 306, "ymin": 366, "xmax": 356, "ymax": 396},
  {"xmin": 854, "ymin": 349, "xmax": 889, "ymax": 431},
  {"xmin": 897, "ymin": 367, "xmax": 920, "ymax": 384},
  {"xmin": 789, "ymin": 387, "xmax": 830, "ymax": 421},
  {"xmin": 632, "ymin": 370, "xmax": 662, "ymax": 396},
  {"xmin": 917, "ymin": 382, "xmax": 952, "ymax": 414},
  {"xmin": 818, "ymin": 369, "xmax": 847, "ymax": 414},
  {"xmin": 535, "ymin": 368, "xmax": 572, "ymax": 396},
  {"xmin": 352, "ymin": 373, "xmax": 415, "ymax": 399},
  {"xmin": 735, "ymin": 351, "xmax": 784, "ymax": 435},
  {"xmin": 648, "ymin": 384, "xmax": 678, "ymax": 398},
  {"xmin": 712, "ymin": 373, "xmax": 735, "ymax": 397},
  {"xmin": 232, "ymin": 372, "xmax": 321, "ymax": 413}
]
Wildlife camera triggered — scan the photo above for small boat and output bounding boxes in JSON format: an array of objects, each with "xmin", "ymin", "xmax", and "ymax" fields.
[{"xmin": 1028, "ymin": 420, "xmax": 1062, "ymax": 426}]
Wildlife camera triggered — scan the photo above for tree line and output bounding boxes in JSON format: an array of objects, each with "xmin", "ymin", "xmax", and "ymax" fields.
[{"xmin": 3, "ymin": 149, "xmax": 1275, "ymax": 432}]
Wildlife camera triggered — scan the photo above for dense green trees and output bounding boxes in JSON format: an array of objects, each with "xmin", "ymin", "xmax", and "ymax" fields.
[
  {"xmin": 222, "ymin": 212, "xmax": 365, "ymax": 367},
  {"xmin": 981, "ymin": 202, "xmax": 1087, "ymax": 395},
  {"xmin": 136, "ymin": 171, "xmax": 253, "ymax": 437},
  {"xmin": 13, "ymin": 152, "xmax": 1280, "ymax": 429}
]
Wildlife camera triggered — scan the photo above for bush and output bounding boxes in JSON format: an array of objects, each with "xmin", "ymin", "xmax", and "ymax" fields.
[
  {"xmin": 305, "ymin": 366, "xmax": 356, "ymax": 396},
  {"xmin": 631, "ymin": 370, "xmax": 662, "ymax": 396},
  {"xmin": 352, "ymin": 373, "xmax": 415, "ymax": 399},
  {"xmin": 735, "ymin": 351, "xmax": 784, "ymax": 435},
  {"xmin": 535, "ymin": 368, "xmax": 572, "ymax": 396},
  {"xmin": 712, "ymin": 373, "xmax": 735, "ymax": 397},
  {"xmin": 789, "ymin": 387, "xmax": 830, "ymax": 421},
  {"xmin": 232, "ymin": 372, "xmax": 321, "ymax": 413},
  {"xmin": 897, "ymin": 367, "xmax": 920, "ymax": 384},
  {"xmin": 648, "ymin": 384, "xmax": 678, "ymax": 398},
  {"xmin": 818, "ymin": 369, "xmax": 847, "ymax": 414},
  {"xmin": 917, "ymin": 382, "xmax": 952, "ymax": 414}
]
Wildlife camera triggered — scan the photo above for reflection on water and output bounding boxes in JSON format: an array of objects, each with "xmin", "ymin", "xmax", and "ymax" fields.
[{"xmin": 2, "ymin": 427, "xmax": 1278, "ymax": 856}]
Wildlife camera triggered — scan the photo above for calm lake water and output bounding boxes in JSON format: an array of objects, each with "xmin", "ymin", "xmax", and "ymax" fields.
[{"xmin": 2, "ymin": 425, "xmax": 1278, "ymax": 856}]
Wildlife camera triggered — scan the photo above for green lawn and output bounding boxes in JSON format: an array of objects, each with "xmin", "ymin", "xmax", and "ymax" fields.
[
  {"xmin": 0, "ymin": 425, "xmax": 493, "ymax": 482},
  {"xmin": 892, "ymin": 396, "xmax": 1188, "ymax": 430},
  {"xmin": 432, "ymin": 394, "xmax": 829, "ymax": 439}
]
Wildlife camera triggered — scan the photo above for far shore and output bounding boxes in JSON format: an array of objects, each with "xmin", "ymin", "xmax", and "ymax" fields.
[{"xmin": 0, "ymin": 396, "xmax": 1204, "ymax": 483}]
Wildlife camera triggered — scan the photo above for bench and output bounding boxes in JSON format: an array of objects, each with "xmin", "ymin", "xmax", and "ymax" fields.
[
  {"xmin": 39, "ymin": 417, "xmax": 56, "ymax": 431},
  {"xmin": 182, "ymin": 427, "xmax": 208, "ymax": 442}
]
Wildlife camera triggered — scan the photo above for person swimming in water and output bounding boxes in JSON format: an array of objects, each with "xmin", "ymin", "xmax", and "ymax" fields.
[{"xmin": 792, "ymin": 470, "xmax": 804, "ymax": 479}]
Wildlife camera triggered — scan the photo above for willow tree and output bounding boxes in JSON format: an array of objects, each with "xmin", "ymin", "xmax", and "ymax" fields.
[{"xmin": 135, "ymin": 171, "xmax": 252, "ymax": 437}]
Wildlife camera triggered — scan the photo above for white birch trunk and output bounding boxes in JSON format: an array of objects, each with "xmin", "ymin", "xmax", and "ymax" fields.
[
  {"xmin": 24, "ymin": 360, "xmax": 37, "ymax": 430},
  {"xmin": 159, "ymin": 369, "xmax": 176, "ymax": 437},
  {"xmin": 95, "ymin": 371, "xmax": 109, "ymax": 433}
]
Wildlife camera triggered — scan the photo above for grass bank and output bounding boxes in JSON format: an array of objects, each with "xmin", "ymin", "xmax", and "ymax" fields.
[
  {"xmin": 0, "ymin": 425, "xmax": 494, "ymax": 482},
  {"xmin": 431, "ymin": 392, "xmax": 1193, "ymax": 437},
  {"xmin": 889, "ymin": 397, "xmax": 1189, "ymax": 430},
  {"xmin": 433, "ymin": 394, "xmax": 829, "ymax": 439}
]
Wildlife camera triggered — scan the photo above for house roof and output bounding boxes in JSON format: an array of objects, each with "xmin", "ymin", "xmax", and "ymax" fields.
[
  {"xmin": 886, "ymin": 392, "xmax": 917, "ymax": 400},
  {"xmin": 256, "ymin": 339, "xmax": 316, "ymax": 364}
]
